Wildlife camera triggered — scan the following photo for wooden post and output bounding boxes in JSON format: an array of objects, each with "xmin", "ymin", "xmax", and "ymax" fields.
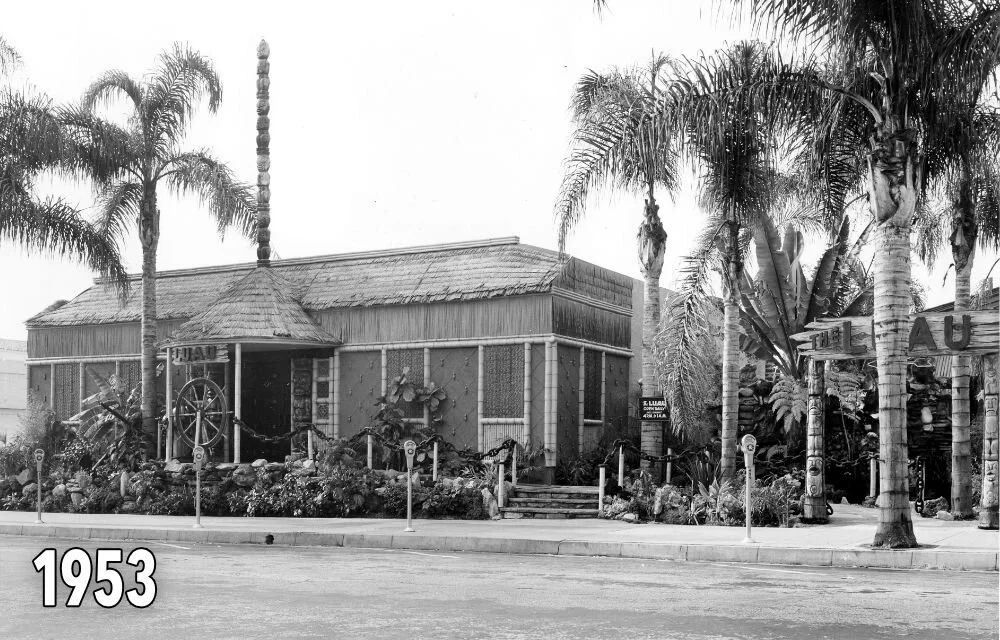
[
  {"xmin": 477, "ymin": 345, "xmax": 485, "ymax": 452},
  {"xmin": 578, "ymin": 347, "xmax": 585, "ymax": 455},
  {"xmin": 367, "ymin": 434, "xmax": 373, "ymax": 469},
  {"xmin": 870, "ymin": 456, "xmax": 878, "ymax": 499},
  {"xmin": 49, "ymin": 363, "xmax": 55, "ymax": 413},
  {"xmin": 522, "ymin": 343, "xmax": 531, "ymax": 448},
  {"xmin": 600, "ymin": 351, "xmax": 606, "ymax": 424},
  {"xmin": 598, "ymin": 464, "xmax": 606, "ymax": 516},
  {"xmin": 666, "ymin": 448, "xmax": 673, "ymax": 484},
  {"xmin": 332, "ymin": 352, "xmax": 340, "ymax": 438},
  {"xmin": 543, "ymin": 340, "xmax": 557, "ymax": 468},
  {"xmin": 165, "ymin": 348, "xmax": 173, "ymax": 460},
  {"xmin": 432, "ymin": 441, "xmax": 438, "ymax": 481},
  {"xmin": 234, "ymin": 343, "xmax": 242, "ymax": 464},
  {"xmin": 290, "ymin": 359, "xmax": 295, "ymax": 458},
  {"xmin": 380, "ymin": 348, "xmax": 388, "ymax": 396},
  {"xmin": 980, "ymin": 355, "xmax": 998, "ymax": 529},
  {"xmin": 511, "ymin": 442, "xmax": 518, "ymax": 488},
  {"xmin": 618, "ymin": 445, "xmax": 625, "ymax": 486},
  {"xmin": 498, "ymin": 462, "xmax": 505, "ymax": 509}
]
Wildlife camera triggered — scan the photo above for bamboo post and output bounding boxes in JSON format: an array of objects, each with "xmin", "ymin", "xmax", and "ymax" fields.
[
  {"xmin": 234, "ymin": 343, "xmax": 242, "ymax": 464},
  {"xmin": 598, "ymin": 464, "xmax": 606, "ymax": 516},
  {"xmin": 309, "ymin": 359, "xmax": 317, "ymax": 460},
  {"xmin": 49, "ymin": 363, "xmax": 55, "ymax": 413},
  {"xmin": 477, "ymin": 345, "xmax": 485, "ymax": 452},
  {"xmin": 380, "ymin": 348, "xmax": 387, "ymax": 396},
  {"xmin": 618, "ymin": 445, "xmax": 624, "ymax": 486},
  {"xmin": 578, "ymin": 347, "xmax": 585, "ymax": 455},
  {"xmin": 290, "ymin": 359, "xmax": 295, "ymax": 458},
  {"xmin": 522, "ymin": 343, "xmax": 531, "ymax": 448},
  {"xmin": 367, "ymin": 435, "xmax": 373, "ymax": 469},
  {"xmin": 332, "ymin": 352, "xmax": 340, "ymax": 438},
  {"xmin": 432, "ymin": 441, "xmax": 438, "ymax": 481},
  {"xmin": 423, "ymin": 347, "xmax": 431, "ymax": 428},
  {"xmin": 600, "ymin": 351, "xmax": 606, "ymax": 424},
  {"xmin": 498, "ymin": 462, "xmax": 505, "ymax": 509},
  {"xmin": 165, "ymin": 348, "xmax": 173, "ymax": 460},
  {"xmin": 666, "ymin": 448, "xmax": 673, "ymax": 484},
  {"xmin": 870, "ymin": 456, "xmax": 878, "ymax": 499}
]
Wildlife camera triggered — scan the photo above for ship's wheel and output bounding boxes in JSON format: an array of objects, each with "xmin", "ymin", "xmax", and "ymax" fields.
[{"xmin": 174, "ymin": 377, "xmax": 228, "ymax": 448}]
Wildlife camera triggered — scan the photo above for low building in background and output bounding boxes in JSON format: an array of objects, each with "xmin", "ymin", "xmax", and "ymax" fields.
[{"xmin": 0, "ymin": 339, "xmax": 27, "ymax": 439}]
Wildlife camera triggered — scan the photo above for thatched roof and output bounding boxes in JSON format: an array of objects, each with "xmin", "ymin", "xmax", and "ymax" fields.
[
  {"xmin": 27, "ymin": 237, "xmax": 633, "ymax": 328},
  {"xmin": 163, "ymin": 267, "xmax": 339, "ymax": 347}
]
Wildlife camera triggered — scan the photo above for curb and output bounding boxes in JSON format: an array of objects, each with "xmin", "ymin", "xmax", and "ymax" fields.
[{"xmin": 1, "ymin": 524, "xmax": 995, "ymax": 572}]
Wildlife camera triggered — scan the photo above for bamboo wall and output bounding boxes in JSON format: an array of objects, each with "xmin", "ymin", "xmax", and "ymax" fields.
[
  {"xmin": 551, "ymin": 296, "xmax": 631, "ymax": 348},
  {"xmin": 27, "ymin": 320, "xmax": 186, "ymax": 359},
  {"xmin": 554, "ymin": 259, "xmax": 634, "ymax": 309}
]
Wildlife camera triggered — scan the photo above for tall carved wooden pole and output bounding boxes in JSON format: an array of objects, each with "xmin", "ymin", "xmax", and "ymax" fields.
[
  {"xmin": 979, "ymin": 354, "xmax": 998, "ymax": 530},
  {"xmin": 803, "ymin": 358, "xmax": 827, "ymax": 522},
  {"xmin": 256, "ymin": 39, "xmax": 271, "ymax": 266}
]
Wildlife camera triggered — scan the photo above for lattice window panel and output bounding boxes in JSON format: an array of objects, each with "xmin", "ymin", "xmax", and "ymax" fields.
[
  {"xmin": 291, "ymin": 358, "xmax": 312, "ymax": 424},
  {"xmin": 583, "ymin": 350, "xmax": 602, "ymax": 421},
  {"xmin": 119, "ymin": 361, "xmax": 141, "ymax": 396},
  {"xmin": 54, "ymin": 363, "xmax": 80, "ymax": 418},
  {"xmin": 483, "ymin": 344, "xmax": 524, "ymax": 418}
]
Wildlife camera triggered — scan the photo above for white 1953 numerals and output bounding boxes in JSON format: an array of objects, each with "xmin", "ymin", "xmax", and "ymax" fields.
[{"xmin": 32, "ymin": 548, "xmax": 157, "ymax": 608}]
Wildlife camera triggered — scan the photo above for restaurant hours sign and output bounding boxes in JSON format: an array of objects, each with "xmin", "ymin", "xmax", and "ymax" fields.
[{"xmin": 640, "ymin": 397, "xmax": 669, "ymax": 421}]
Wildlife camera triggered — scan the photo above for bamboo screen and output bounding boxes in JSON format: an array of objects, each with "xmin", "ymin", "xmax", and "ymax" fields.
[
  {"xmin": 53, "ymin": 363, "xmax": 80, "ymax": 418},
  {"xmin": 28, "ymin": 320, "xmax": 186, "ymax": 358},
  {"xmin": 551, "ymin": 297, "xmax": 630, "ymax": 348},
  {"xmin": 483, "ymin": 344, "xmax": 524, "ymax": 418},
  {"xmin": 583, "ymin": 350, "xmax": 601, "ymax": 420}
]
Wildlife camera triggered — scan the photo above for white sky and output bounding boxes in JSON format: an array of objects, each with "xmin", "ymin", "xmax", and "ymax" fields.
[{"xmin": 0, "ymin": 1, "xmax": 995, "ymax": 340}]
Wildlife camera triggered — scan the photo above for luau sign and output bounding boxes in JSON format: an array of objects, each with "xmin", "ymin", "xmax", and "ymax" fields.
[
  {"xmin": 172, "ymin": 344, "xmax": 230, "ymax": 366},
  {"xmin": 791, "ymin": 311, "xmax": 998, "ymax": 361}
]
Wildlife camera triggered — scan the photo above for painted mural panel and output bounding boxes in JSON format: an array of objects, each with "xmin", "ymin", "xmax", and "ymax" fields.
[
  {"xmin": 428, "ymin": 347, "xmax": 478, "ymax": 450},
  {"xmin": 338, "ymin": 351, "xmax": 380, "ymax": 439},
  {"xmin": 556, "ymin": 345, "xmax": 580, "ymax": 460}
]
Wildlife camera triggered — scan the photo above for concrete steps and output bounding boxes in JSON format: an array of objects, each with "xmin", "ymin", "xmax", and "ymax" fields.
[{"xmin": 501, "ymin": 484, "xmax": 600, "ymax": 519}]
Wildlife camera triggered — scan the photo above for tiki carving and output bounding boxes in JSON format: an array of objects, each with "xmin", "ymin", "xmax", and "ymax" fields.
[
  {"xmin": 256, "ymin": 39, "xmax": 271, "ymax": 265},
  {"xmin": 803, "ymin": 359, "xmax": 828, "ymax": 522},
  {"xmin": 980, "ymin": 355, "xmax": 999, "ymax": 530}
]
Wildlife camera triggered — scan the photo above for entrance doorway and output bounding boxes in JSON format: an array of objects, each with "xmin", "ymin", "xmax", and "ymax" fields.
[{"xmin": 240, "ymin": 351, "xmax": 291, "ymax": 462}]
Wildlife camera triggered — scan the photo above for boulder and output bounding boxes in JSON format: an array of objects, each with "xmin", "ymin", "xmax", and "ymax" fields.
[
  {"xmin": 215, "ymin": 463, "xmax": 238, "ymax": 472},
  {"xmin": 840, "ymin": 497, "xmax": 849, "ymax": 505},
  {"xmin": 15, "ymin": 468, "xmax": 34, "ymax": 486},
  {"xmin": 22, "ymin": 482, "xmax": 38, "ymax": 497},
  {"xmin": 70, "ymin": 492, "xmax": 82, "ymax": 507},
  {"xmin": 481, "ymin": 487, "xmax": 500, "ymax": 519},
  {"xmin": 232, "ymin": 465, "xmax": 257, "ymax": 488},
  {"xmin": 264, "ymin": 462, "xmax": 285, "ymax": 472},
  {"xmin": 52, "ymin": 484, "xmax": 66, "ymax": 499},
  {"xmin": 921, "ymin": 497, "xmax": 949, "ymax": 518},
  {"xmin": 622, "ymin": 513, "xmax": 639, "ymax": 523},
  {"xmin": 163, "ymin": 459, "xmax": 183, "ymax": 473},
  {"xmin": 251, "ymin": 458, "xmax": 268, "ymax": 468},
  {"xmin": 935, "ymin": 511, "xmax": 954, "ymax": 521},
  {"xmin": 302, "ymin": 459, "xmax": 316, "ymax": 470}
]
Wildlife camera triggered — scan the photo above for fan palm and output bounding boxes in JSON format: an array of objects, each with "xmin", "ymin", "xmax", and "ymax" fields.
[
  {"xmin": 554, "ymin": 54, "xmax": 678, "ymax": 474},
  {"xmin": 59, "ymin": 43, "xmax": 256, "ymax": 436},
  {"xmin": 0, "ymin": 38, "xmax": 127, "ymax": 288},
  {"xmin": 697, "ymin": 0, "xmax": 1000, "ymax": 547}
]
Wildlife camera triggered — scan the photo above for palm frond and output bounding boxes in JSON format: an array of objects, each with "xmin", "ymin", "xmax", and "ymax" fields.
[
  {"xmin": 160, "ymin": 150, "xmax": 256, "ymax": 239},
  {"xmin": 0, "ymin": 36, "xmax": 22, "ymax": 74},
  {"xmin": 143, "ymin": 43, "xmax": 222, "ymax": 149},
  {"xmin": 81, "ymin": 70, "xmax": 143, "ymax": 112}
]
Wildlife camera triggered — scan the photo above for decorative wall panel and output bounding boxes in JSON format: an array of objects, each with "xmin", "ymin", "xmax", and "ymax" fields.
[
  {"xmin": 556, "ymin": 345, "xmax": 580, "ymax": 459},
  {"xmin": 483, "ymin": 345, "xmax": 524, "ymax": 418},
  {"xmin": 529, "ymin": 344, "xmax": 546, "ymax": 451},
  {"xmin": 583, "ymin": 349, "xmax": 602, "ymax": 421},
  {"xmin": 428, "ymin": 347, "xmax": 478, "ymax": 449},
  {"xmin": 53, "ymin": 363, "xmax": 80, "ymax": 419},
  {"xmin": 605, "ymin": 354, "xmax": 630, "ymax": 431},
  {"xmin": 338, "ymin": 351, "xmax": 379, "ymax": 439},
  {"xmin": 387, "ymin": 349, "xmax": 424, "ymax": 418}
]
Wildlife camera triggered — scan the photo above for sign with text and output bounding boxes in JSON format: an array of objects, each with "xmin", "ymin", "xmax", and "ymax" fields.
[
  {"xmin": 640, "ymin": 397, "xmax": 669, "ymax": 421},
  {"xmin": 172, "ymin": 344, "xmax": 229, "ymax": 366},
  {"xmin": 791, "ymin": 311, "xmax": 998, "ymax": 361}
]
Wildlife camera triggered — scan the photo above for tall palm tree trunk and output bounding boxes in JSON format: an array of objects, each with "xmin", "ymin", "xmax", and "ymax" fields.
[
  {"xmin": 719, "ymin": 278, "xmax": 740, "ymax": 482},
  {"xmin": 638, "ymin": 198, "xmax": 666, "ymax": 479},
  {"xmin": 803, "ymin": 358, "xmax": 827, "ymax": 522},
  {"xmin": 870, "ymin": 124, "xmax": 918, "ymax": 548},
  {"xmin": 139, "ymin": 188, "xmax": 160, "ymax": 438},
  {"xmin": 950, "ymin": 244, "xmax": 975, "ymax": 518}
]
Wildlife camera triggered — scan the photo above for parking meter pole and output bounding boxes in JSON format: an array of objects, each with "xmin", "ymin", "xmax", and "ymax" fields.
[
  {"xmin": 403, "ymin": 440, "xmax": 416, "ymax": 533},
  {"xmin": 192, "ymin": 446, "xmax": 205, "ymax": 528},
  {"xmin": 34, "ymin": 449, "xmax": 44, "ymax": 524},
  {"xmin": 741, "ymin": 435, "xmax": 757, "ymax": 544}
]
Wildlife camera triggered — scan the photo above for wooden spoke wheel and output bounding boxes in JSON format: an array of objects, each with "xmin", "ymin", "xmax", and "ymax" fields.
[{"xmin": 174, "ymin": 377, "xmax": 228, "ymax": 448}]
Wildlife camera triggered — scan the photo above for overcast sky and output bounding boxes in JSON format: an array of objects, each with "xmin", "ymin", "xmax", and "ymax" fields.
[{"xmin": 0, "ymin": 1, "xmax": 994, "ymax": 340}]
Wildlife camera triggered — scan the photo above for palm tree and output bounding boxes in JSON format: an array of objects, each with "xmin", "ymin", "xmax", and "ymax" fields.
[
  {"xmin": 917, "ymin": 106, "xmax": 1000, "ymax": 518},
  {"xmin": 60, "ymin": 43, "xmax": 256, "ymax": 437},
  {"xmin": 555, "ymin": 55, "xmax": 678, "ymax": 475},
  {"xmin": 0, "ymin": 38, "xmax": 127, "ymax": 287},
  {"xmin": 700, "ymin": 0, "xmax": 1000, "ymax": 548}
]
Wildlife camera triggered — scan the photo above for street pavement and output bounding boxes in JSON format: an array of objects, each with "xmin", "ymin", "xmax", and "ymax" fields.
[
  {"xmin": 0, "ymin": 535, "xmax": 996, "ymax": 640},
  {"xmin": 0, "ymin": 503, "xmax": 996, "ymax": 571}
]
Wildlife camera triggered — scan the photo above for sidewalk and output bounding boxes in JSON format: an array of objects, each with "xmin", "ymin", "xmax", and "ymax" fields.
[{"xmin": 1, "ymin": 505, "xmax": 996, "ymax": 572}]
